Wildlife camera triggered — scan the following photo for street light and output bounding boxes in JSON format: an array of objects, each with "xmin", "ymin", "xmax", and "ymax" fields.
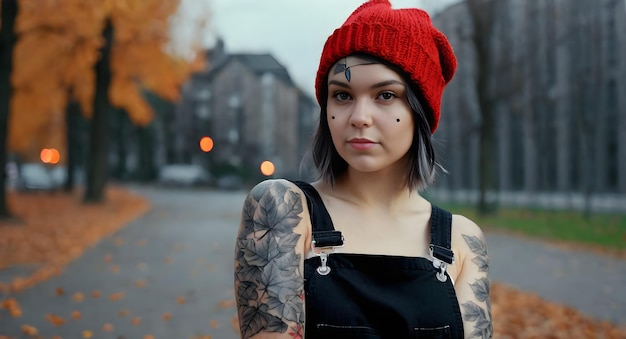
[
  {"xmin": 260, "ymin": 160, "xmax": 275, "ymax": 176},
  {"xmin": 199, "ymin": 136, "xmax": 214, "ymax": 153}
]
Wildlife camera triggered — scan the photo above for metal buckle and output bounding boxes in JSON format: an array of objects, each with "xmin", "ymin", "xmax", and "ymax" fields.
[
  {"xmin": 312, "ymin": 238, "xmax": 344, "ymax": 276},
  {"xmin": 430, "ymin": 245, "xmax": 448, "ymax": 282}
]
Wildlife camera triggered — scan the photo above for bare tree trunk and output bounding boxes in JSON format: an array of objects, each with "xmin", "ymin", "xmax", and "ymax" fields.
[
  {"xmin": 136, "ymin": 124, "xmax": 157, "ymax": 182},
  {"xmin": 0, "ymin": 0, "xmax": 18, "ymax": 220},
  {"xmin": 64, "ymin": 100, "xmax": 81, "ymax": 192},
  {"xmin": 467, "ymin": 0, "xmax": 498, "ymax": 216},
  {"xmin": 113, "ymin": 108, "xmax": 129, "ymax": 180},
  {"xmin": 84, "ymin": 19, "xmax": 114, "ymax": 203}
]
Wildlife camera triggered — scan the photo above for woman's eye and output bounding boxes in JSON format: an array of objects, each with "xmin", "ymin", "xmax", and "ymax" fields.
[
  {"xmin": 334, "ymin": 92, "xmax": 351, "ymax": 101},
  {"xmin": 379, "ymin": 92, "xmax": 396, "ymax": 101}
]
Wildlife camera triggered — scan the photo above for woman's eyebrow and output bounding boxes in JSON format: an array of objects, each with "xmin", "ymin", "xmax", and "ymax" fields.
[
  {"xmin": 328, "ymin": 79, "xmax": 405, "ymax": 89},
  {"xmin": 370, "ymin": 80, "xmax": 405, "ymax": 89},
  {"xmin": 328, "ymin": 80, "xmax": 350, "ymax": 88}
]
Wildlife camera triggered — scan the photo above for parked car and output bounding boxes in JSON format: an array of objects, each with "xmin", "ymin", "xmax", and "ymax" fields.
[
  {"xmin": 15, "ymin": 163, "xmax": 65, "ymax": 192},
  {"xmin": 158, "ymin": 164, "xmax": 212, "ymax": 187}
]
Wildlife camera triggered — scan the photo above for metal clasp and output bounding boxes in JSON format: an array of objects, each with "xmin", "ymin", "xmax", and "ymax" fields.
[
  {"xmin": 312, "ymin": 238, "xmax": 344, "ymax": 276},
  {"xmin": 430, "ymin": 245, "xmax": 448, "ymax": 282}
]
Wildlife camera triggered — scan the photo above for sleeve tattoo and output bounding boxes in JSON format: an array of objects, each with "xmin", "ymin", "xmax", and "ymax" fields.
[
  {"xmin": 461, "ymin": 234, "xmax": 493, "ymax": 338},
  {"xmin": 235, "ymin": 183, "xmax": 305, "ymax": 339}
]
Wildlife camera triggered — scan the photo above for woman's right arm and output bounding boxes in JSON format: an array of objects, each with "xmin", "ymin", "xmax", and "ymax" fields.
[{"xmin": 234, "ymin": 179, "xmax": 310, "ymax": 339}]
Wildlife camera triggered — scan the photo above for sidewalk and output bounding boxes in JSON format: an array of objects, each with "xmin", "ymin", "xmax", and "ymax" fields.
[
  {"xmin": 486, "ymin": 232, "xmax": 626, "ymax": 326},
  {"xmin": 0, "ymin": 185, "xmax": 624, "ymax": 338}
]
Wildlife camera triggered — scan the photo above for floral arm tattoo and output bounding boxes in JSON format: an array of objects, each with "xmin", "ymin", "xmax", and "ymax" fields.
[
  {"xmin": 461, "ymin": 234, "xmax": 493, "ymax": 338},
  {"xmin": 235, "ymin": 181, "xmax": 305, "ymax": 339}
]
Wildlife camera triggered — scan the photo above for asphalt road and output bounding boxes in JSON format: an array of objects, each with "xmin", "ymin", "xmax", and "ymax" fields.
[{"xmin": 0, "ymin": 185, "xmax": 624, "ymax": 338}]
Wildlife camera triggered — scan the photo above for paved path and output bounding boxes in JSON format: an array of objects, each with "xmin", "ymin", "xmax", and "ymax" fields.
[
  {"xmin": 1, "ymin": 185, "xmax": 624, "ymax": 338},
  {"xmin": 1, "ymin": 185, "xmax": 245, "ymax": 339},
  {"xmin": 487, "ymin": 232, "xmax": 626, "ymax": 325}
]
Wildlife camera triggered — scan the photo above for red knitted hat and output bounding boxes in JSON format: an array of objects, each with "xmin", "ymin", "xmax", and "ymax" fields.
[{"xmin": 315, "ymin": 0, "xmax": 457, "ymax": 133}]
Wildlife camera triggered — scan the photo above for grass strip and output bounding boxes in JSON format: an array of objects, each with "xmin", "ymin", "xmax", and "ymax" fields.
[{"xmin": 437, "ymin": 203, "xmax": 626, "ymax": 250}]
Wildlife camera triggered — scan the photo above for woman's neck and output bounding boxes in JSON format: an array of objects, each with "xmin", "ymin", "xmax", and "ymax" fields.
[{"xmin": 327, "ymin": 167, "xmax": 423, "ymax": 212}]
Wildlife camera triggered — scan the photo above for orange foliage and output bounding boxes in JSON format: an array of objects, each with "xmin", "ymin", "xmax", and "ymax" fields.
[
  {"xmin": 0, "ymin": 186, "xmax": 150, "ymax": 292},
  {"xmin": 8, "ymin": 0, "xmax": 205, "ymax": 153}
]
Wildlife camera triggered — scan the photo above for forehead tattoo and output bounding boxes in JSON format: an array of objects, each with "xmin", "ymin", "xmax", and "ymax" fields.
[{"xmin": 333, "ymin": 58, "xmax": 378, "ymax": 82}]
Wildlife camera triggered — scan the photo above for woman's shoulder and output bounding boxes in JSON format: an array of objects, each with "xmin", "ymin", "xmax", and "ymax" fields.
[
  {"xmin": 450, "ymin": 213, "xmax": 484, "ymax": 238},
  {"xmin": 247, "ymin": 178, "xmax": 307, "ymax": 200},
  {"xmin": 245, "ymin": 179, "xmax": 311, "ymax": 218},
  {"xmin": 242, "ymin": 179, "xmax": 312, "ymax": 249},
  {"xmin": 449, "ymin": 212, "xmax": 488, "ymax": 264}
]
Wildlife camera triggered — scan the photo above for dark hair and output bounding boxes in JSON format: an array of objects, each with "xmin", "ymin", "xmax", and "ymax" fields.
[{"xmin": 310, "ymin": 54, "xmax": 438, "ymax": 191}]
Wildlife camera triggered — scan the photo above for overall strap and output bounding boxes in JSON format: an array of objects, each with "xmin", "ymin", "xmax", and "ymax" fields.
[
  {"xmin": 291, "ymin": 181, "xmax": 343, "ymax": 247},
  {"xmin": 429, "ymin": 205, "xmax": 454, "ymax": 265}
]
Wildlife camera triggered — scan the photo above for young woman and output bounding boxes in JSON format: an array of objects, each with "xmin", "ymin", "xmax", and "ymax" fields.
[{"xmin": 234, "ymin": 1, "xmax": 492, "ymax": 338}]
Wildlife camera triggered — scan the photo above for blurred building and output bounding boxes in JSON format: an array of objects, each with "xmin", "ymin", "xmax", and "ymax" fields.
[
  {"xmin": 175, "ymin": 39, "xmax": 318, "ymax": 182},
  {"xmin": 433, "ymin": 0, "xmax": 626, "ymax": 196}
]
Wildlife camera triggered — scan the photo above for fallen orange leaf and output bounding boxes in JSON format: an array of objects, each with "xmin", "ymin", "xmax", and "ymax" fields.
[
  {"xmin": 231, "ymin": 314, "xmax": 239, "ymax": 332},
  {"xmin": 55, "ymin": 287, "xmax": 65, "ymax": 296},
  {"xmin": 118, "ymin": 309, "xmax": 131, "ymax": 317},
  {"xmin": 218, "ymin": 299, "xmax": 235, "ymax": 309},
  {"xmin": 72, "ymin": 292, "xmax": 85, "ymax": 302},
  {"xmin": 103, "ymin": 254, "xmax": 113, "ymax": 263},
  {"xmin": 82, "ymin": 330, "xmax": 93, "ymax": 338},
  {"xmin": 2, "ymin": 298, "xmax": 22, "ymax": 317},
  {"xmin": 45, "ymin": 313, "xmax": 66, "ymax": 326},
  {"xmin": 110, "ymin": 264, "xmax": 120, "ymax": 273},
  {"xmin": 176, "ymin": 296, "xmax": 186, "ymax": 304},
  {"xmin": 144, "ymin": 335, "xmax": 155, "ymax": 339},
  {"xmin": 210, "ymin": 319, "xmax": 220, "ymax": 328},
  {"xmin": 162, "ymin": 312, "xmax": 172, "ymax": 321},
  {"xmin": 22, "ymin": 324, "xmax": 38, "ymax": 335},
  {"xmin": 91, "ymin": 290, "xmax": 101, "ymax": 298},
  {"xmin": 109, "ymin": 292, "xmax": 125, "ymax": 301},
  {"xmin": 52, "ymin": 336, "xmax": 63, "ymax": 339},
  {"xmin": 132, "ymin": 317, "xmax": 142, "ymax": 325},
  {"xmin": 135, "ymin": 279, "xmax": 147, "ymax": 288},
  {"xmin": 103, "ymin": 323, "xmax": 114, "ymax": 332},
  {"xmin": 71, "ymin": 311, "xmax": 81, "ymax": 320},
  {"xmin": 164, "ymin": 257, "xmax": 173, "ymax": 264}
]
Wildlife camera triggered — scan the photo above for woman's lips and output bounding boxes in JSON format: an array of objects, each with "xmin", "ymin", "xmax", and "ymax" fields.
[{"xmin": 348, "ymin": 138, "xmax": 377, "ymax": 150}]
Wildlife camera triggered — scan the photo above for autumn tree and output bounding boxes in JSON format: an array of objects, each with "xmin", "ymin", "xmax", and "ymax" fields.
[
  {"xmin": 0, "ymin": 0, "xmax": 19, "ymax": 220},
  {"xmin": 9, "ymin": 0, "xmax": 204, "ymax": 202}
]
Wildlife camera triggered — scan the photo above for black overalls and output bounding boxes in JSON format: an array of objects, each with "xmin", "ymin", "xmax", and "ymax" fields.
[{"xmin": 294, "ymin": 181, "xmax": 464, "ymax": 338}]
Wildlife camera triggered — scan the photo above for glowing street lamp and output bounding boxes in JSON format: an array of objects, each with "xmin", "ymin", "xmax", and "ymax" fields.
[
  {"xmin": 199, "ymin": 136, "xmax": 214, "ymax": 153},
  {"xmin": 40, "ymin": 148, "xmax": 60, "ymax": 164},
  {"xmin": 260, "ymin": 160, "xmax": 275, "ymax": 176}
]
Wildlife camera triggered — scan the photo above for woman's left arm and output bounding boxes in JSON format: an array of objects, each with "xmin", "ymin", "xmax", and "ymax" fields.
[{"xmin": 451, "ymin": 215, "xmax": 493, "ymax": 339}]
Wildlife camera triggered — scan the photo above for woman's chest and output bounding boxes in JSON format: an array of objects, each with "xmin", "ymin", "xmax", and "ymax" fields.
[{"xmin": 330, "ymin": 213, "xmax": 431, "ymax": 257}]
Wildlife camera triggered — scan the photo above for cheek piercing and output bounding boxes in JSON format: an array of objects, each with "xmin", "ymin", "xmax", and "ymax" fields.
[
  {"xmin": 331, "ymin": 116, "xmax": 336, "ymax": 119},
  {"xmin": 396, "ymin": 118, "xmax": 400, "ymax": 122}
]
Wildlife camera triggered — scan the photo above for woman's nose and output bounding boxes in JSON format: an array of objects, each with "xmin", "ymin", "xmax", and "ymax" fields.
[{"xmin": 349, "ymin": 99, "xmax": 373, "ymax": 127}]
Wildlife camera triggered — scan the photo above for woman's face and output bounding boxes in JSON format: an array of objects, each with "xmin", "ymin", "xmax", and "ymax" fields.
[{"xmin": 326, "ymin": 56, "xmax": 414, "ymax": 175}]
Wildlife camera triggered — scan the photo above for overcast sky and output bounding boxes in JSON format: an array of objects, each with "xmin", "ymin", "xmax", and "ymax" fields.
[{"xmin": 171, "ymin": 0, "xmax": 460, "ymax": 97}]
